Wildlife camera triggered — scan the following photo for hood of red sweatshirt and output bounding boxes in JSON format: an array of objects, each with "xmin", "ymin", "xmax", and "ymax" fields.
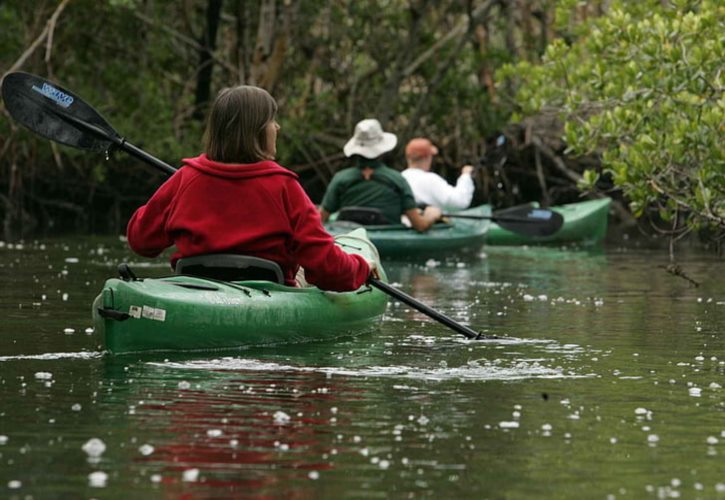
[{"xmin": 181, "ymin": 154, "xmax": 298, "ymax": 180}]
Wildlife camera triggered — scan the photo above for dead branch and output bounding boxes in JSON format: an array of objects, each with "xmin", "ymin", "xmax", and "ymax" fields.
[
  {"xmin": 402, "ymin": 0, "xmax": 496, "ymax": 77},
  {"xmin": 1, "ymin": 0, "xmax": 71, "ymax": 85},
  {"xmin": 658, "ymin": 263, "xmax": 700, "ymax": 287}
]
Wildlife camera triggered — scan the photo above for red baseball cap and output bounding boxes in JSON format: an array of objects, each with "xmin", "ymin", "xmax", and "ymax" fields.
[{"xmin": 405, "ymin": 138, "xmax": 438, "ymax": 160}]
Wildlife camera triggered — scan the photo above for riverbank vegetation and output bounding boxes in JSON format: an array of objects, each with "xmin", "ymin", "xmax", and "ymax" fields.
[{"xmin": 1, "ymin": 0, "xmax": 722, "ymax": 250}]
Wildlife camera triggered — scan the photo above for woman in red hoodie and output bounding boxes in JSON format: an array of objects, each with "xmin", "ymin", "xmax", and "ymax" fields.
[{"xmin": 126, "ymin": 86, "xmax": 373, "ymax": 292}]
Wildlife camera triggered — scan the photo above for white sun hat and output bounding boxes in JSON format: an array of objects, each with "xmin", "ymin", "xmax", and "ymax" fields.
[{"xmin": 343, "ymin": 118, "xmax": 398, "ymax": 159}]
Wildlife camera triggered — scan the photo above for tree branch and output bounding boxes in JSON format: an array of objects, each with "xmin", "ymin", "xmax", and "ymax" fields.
[{"xmin": 1, "ymin": 0, "xmax": 71, "ymax": 86}]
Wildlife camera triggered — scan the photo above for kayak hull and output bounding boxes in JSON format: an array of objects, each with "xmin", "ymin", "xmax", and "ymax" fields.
[
  {"xmin": 326, "ymin": 204, "xmax": 491, "ymax": 258},
  {"xmin": 93, "ymin": 230, "xmax": 388, "ymax": 354},
  {"xmin": 486, "ymin": 198, "xmax": 611, "ymax": 246}
]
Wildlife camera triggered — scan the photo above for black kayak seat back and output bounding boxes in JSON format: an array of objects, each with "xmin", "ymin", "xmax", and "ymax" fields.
[
  {"xmin": 337, "ymin": 206, "xmax": 390, "ymax": 225},
  {"xmin": 175, "ymin": 254, "xmax": 284, "ymax": 284}
]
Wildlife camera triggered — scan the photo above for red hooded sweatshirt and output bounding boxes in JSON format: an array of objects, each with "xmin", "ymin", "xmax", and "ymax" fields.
[{"xmin": 126, "ymin": 154, "xmax": 370, "ymax": 292}]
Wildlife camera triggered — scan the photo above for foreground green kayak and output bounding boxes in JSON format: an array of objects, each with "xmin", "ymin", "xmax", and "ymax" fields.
[
  {"xmin": 327, "ymin": 204, "xmax": 491, "ymax": 258},
  {"xmin": 93, "ymin": 229, "xmax": 388, "ymax": 354},
  {"xmin": 486, "ymin": 198, "xmax": 611, "ymax": 246}
]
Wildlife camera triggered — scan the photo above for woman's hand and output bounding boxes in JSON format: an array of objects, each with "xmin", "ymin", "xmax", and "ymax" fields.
[{"xmin": 366, "ymin": 258, "xmax": 380, "ymax": 279}]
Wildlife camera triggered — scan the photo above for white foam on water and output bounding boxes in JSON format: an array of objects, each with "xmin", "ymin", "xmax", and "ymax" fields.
[
  {"xmin": 0, "ymin": 351, "xmax": 104, "ymax": 362},
  {"xmin": 150, "ymin": 355, "xmax": 589, "ymax": 382},
  {"xmin": 88, "ymin": 471, "xmax": 108, "ymax": 488}
]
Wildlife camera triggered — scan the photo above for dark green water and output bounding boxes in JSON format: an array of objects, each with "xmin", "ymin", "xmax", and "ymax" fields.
[{"xmin": 0, "ymin": 237, "xmax": 723, "ymax": 498}]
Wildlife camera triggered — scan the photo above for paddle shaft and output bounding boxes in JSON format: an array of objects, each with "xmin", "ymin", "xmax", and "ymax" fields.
[
  {"xmin": 55, "ymin": 110, "xmax": 177, "ymax": 176},
  {"xmin": 369, "ymin": 278, "xmax": 486, "ymax": 339},
  {"xmin": 443, "ymin": 213, "xmax": 551, "ymax": 224}
]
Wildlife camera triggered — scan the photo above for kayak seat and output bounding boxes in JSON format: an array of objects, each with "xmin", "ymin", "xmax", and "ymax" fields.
[
  {"xmin": 175, "ymin": 254, "xmax": 285, "ymax": 284},
  {"xmin": 338, "ymin": 206, "xmax": 390, "ymax": 225}
]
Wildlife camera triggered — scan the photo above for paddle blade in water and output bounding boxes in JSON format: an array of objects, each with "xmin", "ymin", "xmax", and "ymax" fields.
[
  {"xmin": 2, "ymin": 72, "xmax": 119, "ymax": 152},
  {"xmin": 493, "ymin": 204, "xmax": 564, "ymax": 237}
]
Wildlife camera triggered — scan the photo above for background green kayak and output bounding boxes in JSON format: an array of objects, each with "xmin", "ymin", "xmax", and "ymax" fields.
[
  {"xmin": 486, "ymin": 197, "xmax": 611, "ymax": 246},
  {"xmin": 327, "ymin": 204, "xmax": 491, "ymax": 258},
  {"xmin": 93, "ymin": 230, "xmax": 388, "ymax": 354}
]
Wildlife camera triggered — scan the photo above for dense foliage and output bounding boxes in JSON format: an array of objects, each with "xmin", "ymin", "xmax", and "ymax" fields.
[
  {"xmin": 500, "ymin": 0, "xmax": 724, "ymax": 239},
  {"xmin": 1, "ymin": 0, "xmax": 531, "ymax": 237},
  {"xmin": 1, "ymin": 0, "xmax": 721, "ymax": 247}
]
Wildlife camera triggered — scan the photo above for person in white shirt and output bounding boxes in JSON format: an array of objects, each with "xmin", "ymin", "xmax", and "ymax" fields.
[{"xmin": 401, "ymin": 138, "xmax": 475, "ymax": 210}]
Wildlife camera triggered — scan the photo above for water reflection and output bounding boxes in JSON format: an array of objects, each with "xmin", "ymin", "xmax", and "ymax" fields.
[
  {"xmin": 103, "ymin": 361, "xmax": 338, "ymax": 493},
  {"xmin": 93, "ymin": 335, "xmax": 591, "ymax": 495}
]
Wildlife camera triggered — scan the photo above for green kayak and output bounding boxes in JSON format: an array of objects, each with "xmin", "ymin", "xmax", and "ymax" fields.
[
  {"xmin": 486, "ymin": 197, "xmax": 611, "ymax": 246},
  {"xmin": 93, "ymin": 229, "xmax": 388, "ymax": 354},
  {"xmin": 326, "ymin": 204, "xmax": 491, "ymax": 258}
]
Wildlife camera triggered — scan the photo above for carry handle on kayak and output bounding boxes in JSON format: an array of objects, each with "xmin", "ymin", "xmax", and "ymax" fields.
[{"xmin": 1, "ymin": 71, "xmax": 495, "ymax": 341}]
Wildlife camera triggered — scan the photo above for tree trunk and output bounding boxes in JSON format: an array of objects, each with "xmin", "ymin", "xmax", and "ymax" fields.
[{"xmin": 193, "ymin": 0, "xmax": 223, "ymax": 120}]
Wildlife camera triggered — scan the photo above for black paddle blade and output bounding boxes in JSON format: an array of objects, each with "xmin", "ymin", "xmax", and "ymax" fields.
[
  {"xmin": 2, "ymin": 72, "xmax": 119, "ymax": 152},
  {"xmin": 493, "ymin": 204, "xmax": 564, "ymax": 237}
]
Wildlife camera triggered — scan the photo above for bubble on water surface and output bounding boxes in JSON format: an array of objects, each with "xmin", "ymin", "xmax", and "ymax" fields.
[
  {"xmin": 207, "ymin": 429, "xmax": 223, "ymax": 437},
  {"xmin": 182, "ymin": 468, "xmax": 199, "ymax": 482},
  {"xmin": 177, "ymin": 381, "xmax": 191, "ymax": 390},
  {"xmin": 34, "ymin": 372, "xmax": 53, "ymax": 380},
  {"xmin": 7, "ymin": 480, "xmax": 21, "ymax": 489},
  {"xmin": 0, "ymin": 436, "xmax": 7, "ymax": 445},
  {"xmin": 308, "ymin": 471, "xmax": 320, "ymax": 480},
  {"xmin": 71, "ymin": 403, "xmax": 82, "ymax": 411},
  {"xmin": 64, "ymin": 257, "xmax": 80, "ymax": 263},
  {"xmin": 139, "ymin": 444, "xmax": 154, "ymax": 456},
  {"xmin": 499, "ymin": 421, "xmax": 519, "ymax": 429},
  {"xmin": 88, "ymin": 471, "xmax": 108, "ymax": 487},
  {"xmin": 689, "ymin": 387, "xmax": 702, "ymax": 397},
  {"xmin": 150, "ymin": 474, "xmax": 162, "ymax": 483},
  {"xmin": 707, "ymin": 436, "xmax": 718, "ymax": 445},
  {"xmin": 273, "ymin": 411, "xmax": 291, "ymax": 425},
  {"xmin": 82, "ymin": 438, "xmax": 106, "ymax": 458}
]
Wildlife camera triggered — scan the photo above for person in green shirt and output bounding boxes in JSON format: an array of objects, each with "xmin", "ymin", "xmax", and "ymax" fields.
[{"xmin": 319, "ymin": 119, "xmax": 441, "ymax": 231}]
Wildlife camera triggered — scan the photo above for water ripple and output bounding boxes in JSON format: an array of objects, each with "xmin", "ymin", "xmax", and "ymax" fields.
[{"xmin": 150, "ymin": 356, "xmax": 590, "ymax": 382}]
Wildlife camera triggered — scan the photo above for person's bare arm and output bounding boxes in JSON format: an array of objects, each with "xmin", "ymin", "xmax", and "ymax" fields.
[{"xmin": 405, "ymin": 206, "xmax": 442, "ymax": 232}]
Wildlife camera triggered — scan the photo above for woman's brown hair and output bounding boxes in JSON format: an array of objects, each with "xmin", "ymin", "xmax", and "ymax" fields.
[{"xmin": 204, "ymin": 85, "xmax": 278, "ymax": 163}]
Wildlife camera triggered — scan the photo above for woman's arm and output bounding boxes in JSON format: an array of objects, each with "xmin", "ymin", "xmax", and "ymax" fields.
[
  {"xmin": 126, "ymin": 172, "xmax": 181, "ymax": 257},
  {"xmin": 287, "ymin": 181, "xmax": 370, "ymax": 291}
]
